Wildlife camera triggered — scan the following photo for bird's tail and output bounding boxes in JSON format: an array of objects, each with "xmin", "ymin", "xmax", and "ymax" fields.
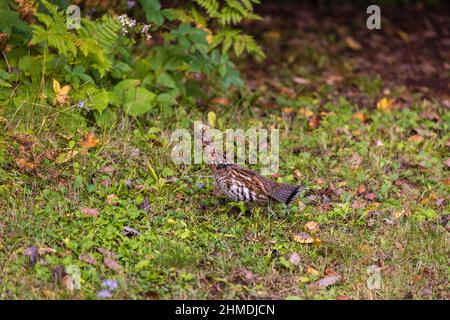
[{"xmin": 271, "ymin": 183, "xmax": 306, "ymax": 205}]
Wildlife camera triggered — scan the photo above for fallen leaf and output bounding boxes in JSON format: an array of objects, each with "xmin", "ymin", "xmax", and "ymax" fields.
[
  {"xmin": 311, "ymin": 275, "xmax": 341, "ymax": 288},
  {"xmin": 62, "ymin": 275, "xmax": 74, "ymax": 291},
  {"xmin": 80, "ymin": 254, "xmax": 98, "ymax": 265},
  {"xmin": 377, "ymin": 97, "xmax": 395, "ymax": 113},
  {"xmin": 336, "ymin": 295, "xmax": 352, "ymax": 300},
  {"xmin": 306, "ymin": 266, "xmax": 319, "ymax": 276},
  {"xmin": 211, "ymin": 97, "xmax": 229, "ymax": 105},
  {"xmin": 38, "ymin": 247, "xmax": 56, "ymax": 255},
  {"xmin": 308, "ymin": 115, "xmax": 321, "ymax": 129},
  {"xmin": 106, "ymin": 194, "xmax": 118, "ymax": 205},
  {"xmin": 299, "ymin": 108, "xmax": 314, "ymax": 118},
  {"xmin": 325, "ymin": 267, "xmax": 338, "ymax": 276},
  {"xmin": 16, "ymin": 158, "xmax": 37, "ymax": 172},
  {"xmin": 365, "ymin": 193, "xmax": 377, "ymax": 201},
  {"xmin": 103, "ymin": 165, "xmax": 115, "ymax": 173},
  {"xmin": 122, "ymin": 226, "xmax": 140, "ymax": 237},
  {"xmin": 97, "ymin": 247, "xmax": 116, "ymax": 258},
  {"xmin": 80, "ymin": 207, "xmax": 99, "ymax": 217},
  {"xmin": 445, "ymin": 158, "xmax": 450, "ymax": 168},
  {"xmin": 293, "ymin": 77, "xmax": 311, "ymax": 85},
  {"xmin": 304, "ymin": 221, "xmax": 319, "ymax": 232},
  {"xmin": 409, "ymin": 134, "xmax": 424, "ymax": 143},
  {"xmin": 352, "ymin": 112, "xmax": 366, "ymax": 122},
  {"xmin": 325, "ymin": 74, "xmax": 343, "ymax": 85},
  {"xmin": 357, "ymin": 185, "xmax": 366, "ymax": 194},
  {"xmin": 345, "ymin": 36, "xmax": 362, "ymax": 50},
  {"xmin": 294, "ymin": 232, "xmax": 314, "ymax": 244},
  {"xmin": 79, "ymin": 132, "xmax": 100, "ymax": 149},
  {"xmin": 104, "ymin": 257, "xmax": 121, "ymax": 272}
]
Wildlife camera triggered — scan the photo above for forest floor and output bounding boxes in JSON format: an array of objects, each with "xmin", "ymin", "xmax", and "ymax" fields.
[{"xmin": 0, "ymin": 2, "xmax": 449, "ymax": 299}]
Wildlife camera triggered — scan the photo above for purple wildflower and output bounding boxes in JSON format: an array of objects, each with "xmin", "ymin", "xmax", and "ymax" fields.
[
  {"xmin": 97, "ymin": 290, "xmax": 112, "ymax": 298},
  {"xmin": 102, "ymin": 279, "xmax": 119, "ymax": 291},
  {"xmin": 127, "ymin": 0, "xmax": 136, "ymax": 9}
]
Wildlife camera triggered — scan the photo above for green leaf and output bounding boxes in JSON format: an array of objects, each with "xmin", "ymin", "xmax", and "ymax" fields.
[
  {"xmin": 157, "ymin": 72, "xmax": 176, "ymax": 88},
  {"xmin": 92, "ymin": 89, "xmax": 109, "ymax": 113},
  {"xmin": 123, "ymin": 88, "xmax": 156, "ymax": 117}
]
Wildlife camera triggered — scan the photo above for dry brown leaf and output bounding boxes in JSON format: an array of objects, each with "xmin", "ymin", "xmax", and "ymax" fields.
[
  {"xmin": 325, "ymin": 74, "xmax": 343, "ymax": 85},
  {"xmin": 79, "ymin": 254, "xmax": 98, "ymax": 265},
  {"xmin": 311, "ymin": 275, "xmax": 341, "ymax": 288},
  {"xmin": 16, "ymin": 158, "xmax": 37, "ymax": 172},
  {"xmin": 304, "ymin": 221, "xmax": 319, "ymax": 232},
  {"xmin": 80, "ymin": 207, "xmax": 99, "ymax": 217},
  {"xmin": 79, "ymin": 132, "xmax": 100, "ymax": 149},
  {"xmin": 104, "ymin": 257, "xmax": 121, "ymax": 272},
  {"xmin": 61, "ymin": 275, "xmax": 74, "ymax": 291},
  {"xmin": 106, "ymin": 194, "xmax": 118, "ymax": 205}
]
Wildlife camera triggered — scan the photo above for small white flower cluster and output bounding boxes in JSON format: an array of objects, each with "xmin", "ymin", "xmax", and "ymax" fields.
[{"xmin": 117, "ymin": 14, "xmax": 152, "ymax": 40}]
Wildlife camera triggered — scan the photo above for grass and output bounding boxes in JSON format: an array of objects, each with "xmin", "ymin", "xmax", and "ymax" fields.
[{"xmin": 0, "ymin": 92, "xmax": 448, "ymax": 300}]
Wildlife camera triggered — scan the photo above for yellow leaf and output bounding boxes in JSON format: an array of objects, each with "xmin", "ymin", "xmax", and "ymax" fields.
[
  {"xmin": 299, "ymin": 108, "xmax": 314, "ymax": 118},
  {"xmin": 52, "ymin": 80, "xmax": 71, "ymax": 106},
  {"xmin": 345, "ymin": 36, "xmax": 362, "ymax": 50},
  {"xmin": 294, "ymin": 233, "xmax": 314, "ymax": 244},
  {"xmin": 53, "ymin": 79, "xmax": 60, "ymax": 93},
  {"xmin": 377, "ymin": 97, "xmax": 395, "ymax": 113},
  {"xmin": 79, "ymin": 132, "xmax": 100, "ymax": 149},
  {"xmin": 207, "ymin": 111, "xmax": 217, "ymax": 128},
  {"xmin": 59, "ymin": 85, "xmax": 70, "ymax": 96}
]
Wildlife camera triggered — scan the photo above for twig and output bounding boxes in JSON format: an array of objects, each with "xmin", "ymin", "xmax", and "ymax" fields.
[{"xmin": 1, "ymin": 50, "xmax": 11, "ymax": 73}]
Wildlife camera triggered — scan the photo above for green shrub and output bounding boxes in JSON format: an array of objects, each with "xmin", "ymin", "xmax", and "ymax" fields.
[{"xmin": 0, "ymin": 0, "xmax": 264, "ymax": 128}]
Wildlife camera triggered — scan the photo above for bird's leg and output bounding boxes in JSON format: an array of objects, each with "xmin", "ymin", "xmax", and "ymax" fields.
[{"xmin": 266, "ymin": 202, "xmax": 275, "ymax": 217}]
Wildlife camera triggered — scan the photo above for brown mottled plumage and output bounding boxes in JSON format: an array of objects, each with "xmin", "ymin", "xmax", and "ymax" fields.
[{"xmin": 200, "ymin": 125, "xmax": 305, "ymax": 206}]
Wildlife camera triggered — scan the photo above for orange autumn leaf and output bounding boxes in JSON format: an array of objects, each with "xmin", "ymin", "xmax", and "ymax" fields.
[
  {"xmin": 409, "ymin": 134, "xmax": 424, "ymax": 143},
  {"xmin": 308, "ymin": 115, "xmax": 321, "ymax": 129},
  {"xmin": 352, "ymin": 112, "xmax": 366, "ymax": 122},
  {"xmin": 79, "ymin": 132, "xmax": 100, "ymax": 149},
  {"xmin": 16, "ymin": 158, "xmax": 37, "ymax": 171}
]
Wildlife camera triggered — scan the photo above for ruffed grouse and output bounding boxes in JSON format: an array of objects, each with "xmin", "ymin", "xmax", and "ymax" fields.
[{"xmin": 200, "ymin": 125, "xmax": 305, "ymax": 206}]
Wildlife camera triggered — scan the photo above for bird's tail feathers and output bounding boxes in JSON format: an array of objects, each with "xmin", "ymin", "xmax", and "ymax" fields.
[{"xmin": 271, "ymin": 184, "xmax": 306, "ymax": 205}]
